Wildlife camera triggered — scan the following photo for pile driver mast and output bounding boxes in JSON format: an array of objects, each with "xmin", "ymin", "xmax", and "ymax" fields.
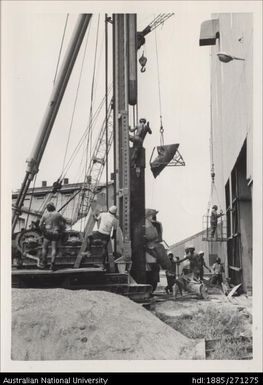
[{"xmin": 113, "ymin": 14, "xmax": 147, "ymax": 283}]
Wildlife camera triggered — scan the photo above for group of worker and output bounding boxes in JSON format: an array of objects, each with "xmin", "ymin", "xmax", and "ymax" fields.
[
  {"xmin": 37, "ymin": 202, "xmax": 118, "ymax": 270},
  {"xmin": 37, "ymin": 199, "xmax": 224, "ymax": 286},
  {"xmin": 164, "ymin": 245, "xmax": 225, "ymax": 295}
]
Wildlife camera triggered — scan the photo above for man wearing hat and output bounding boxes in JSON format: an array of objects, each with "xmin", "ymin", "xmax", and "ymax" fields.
[
  {"xmin": 177, "ymin": 245, "xmax": 200, "ymax": 279},
  {"xmin": 89, "ymin": 206, "xmax": 118, "ymax": 251},
  {"xmin": 165, "ymin": 252, "xmax": 177, "ymax": 294},
  {"xmin": 211, "ymin": 257, "xmax": 225, "ymax": 285},
  {"xmin": 38, "ymin": 202, "xmax": 66, "ymax": 270},
  {"xmin": 210, "ymin": 205, "xmax": 224, "ymax": 238},
  {"xmin": 129, "ymin": 118, "xmax": 152, "ymax": 165}
]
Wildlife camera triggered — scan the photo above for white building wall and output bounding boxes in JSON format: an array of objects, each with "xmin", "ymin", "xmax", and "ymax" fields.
[{"xmin": 211, "ymin": 13, "xmax": 253, "ymax": 186}]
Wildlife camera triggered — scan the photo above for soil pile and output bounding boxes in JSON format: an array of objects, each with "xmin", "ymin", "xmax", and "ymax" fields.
[{"xmin": 12, "ymin": 289, "xmax": 201, "ymax": 360}]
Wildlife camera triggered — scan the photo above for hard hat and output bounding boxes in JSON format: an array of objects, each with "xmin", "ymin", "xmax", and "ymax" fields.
[
  {"xmin": 188, "ymin": 244, "xmax": 195, "ymax": 250},
  {"xmin": 109, "ymin": 205, "xmax": 117, "ymax": 214},
  {"xmin": 212, "ymin": 205, "xmax": 218, "ymax": 210},
  {"xmin": 46, "ymin": 202, "xmax": 55, "ymax": 211},
  {"xmin": 139, "ymin": 118, "xmax": 146, "ymax": 124},
  {"xmin": 168, "ymin": 252, "xmax": 173, "ymax": 256},
  {"xmin": 198, "ymin": 251, "xmax": 204, "ymax": 255}
]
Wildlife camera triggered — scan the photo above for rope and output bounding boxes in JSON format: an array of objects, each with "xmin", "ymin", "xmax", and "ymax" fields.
[
  {"xmin": 60, "ymin": 21, "xmax": 91, "ymax": 178},
  {"xmin": 60, "ymin": 87, "xmax": 111, "ymax": 180},
  {"xmin": 53, "ymin": 14, "xmax": 69, "ymax": 85},
  {"xmin": 85, "ymin": 15, "xmax": 101, "ymax": 177},
  {"xmin": 207, "ymin": 55, "xmax": 224, "ymax": 213},
  {"xmin": 154, "ymin": 27, "xmax": 164, "ymax": 145},
  {"xmin": 105, "ymin": 13, "xmax": 109, "ymax": 210}
]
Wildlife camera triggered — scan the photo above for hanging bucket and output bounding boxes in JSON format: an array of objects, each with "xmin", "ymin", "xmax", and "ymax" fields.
[{"xmin": 150, "ymin": 143, "xmax": 185, "ymax": 178}]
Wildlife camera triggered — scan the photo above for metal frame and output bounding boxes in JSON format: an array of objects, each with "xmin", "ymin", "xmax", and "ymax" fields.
[
  {"xmin": 149, "ymin": 146, "xmax": 186, "ymax": 167},
  {"xmin": 202, "ymin": 215, "xmax": 227, "ymax": 242}
]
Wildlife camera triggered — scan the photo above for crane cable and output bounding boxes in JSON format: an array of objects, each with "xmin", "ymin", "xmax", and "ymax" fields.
[
  {"xmin": 207, "ymin": 77, "xmax": 222, "ymax": 214},
  {"xmin": 60, "ymin": 20, "xmax": 92, "ymax": 179},
  {"xmin": 154, "ymin": 28, "xmax": 164, "ymax": 146},
  {"xmin": 53, "ymin": 14, "xmax": 69, "ymax": 85},
  {"xmin": 85, "ymin": 15, "xmax": 101, "ymax": 177},
  {"xmin": 60, "ymin": 86, "xmax": 112, "ymax": 180},
  {"xmin": 148, "ymin": 13, "xmax": 174, "ymax": 33}
]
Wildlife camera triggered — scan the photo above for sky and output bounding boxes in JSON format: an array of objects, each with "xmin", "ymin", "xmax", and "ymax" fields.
[{"xmin": 1, "ymin": 1, "xmax": 258, "ymax": 245}]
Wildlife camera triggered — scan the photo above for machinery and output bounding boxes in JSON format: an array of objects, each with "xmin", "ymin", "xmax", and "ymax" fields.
[{"xmin": 11, "ymin": 13, "xmax": 175, "ymax": 301}]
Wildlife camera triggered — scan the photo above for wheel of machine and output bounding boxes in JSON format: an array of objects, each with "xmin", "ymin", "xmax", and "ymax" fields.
[{"xmin": 15, "ymin": 229, "xmax": 43, "ymax": 262}]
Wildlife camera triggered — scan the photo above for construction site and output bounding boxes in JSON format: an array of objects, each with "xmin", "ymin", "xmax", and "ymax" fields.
[{"xmin": 4, "ymin": 7, "xmax": 259, "ymax": 364}]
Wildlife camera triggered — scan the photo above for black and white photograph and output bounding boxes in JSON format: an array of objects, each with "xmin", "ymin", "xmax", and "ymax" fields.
[{"xmin": 1, "ymin": 0, "xmax": 262, "ymax": 373}]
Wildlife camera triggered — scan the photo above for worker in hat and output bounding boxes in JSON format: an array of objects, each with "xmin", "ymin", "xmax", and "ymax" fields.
[
  {"xmin": 180, "ymin": 246, "xmax": 191, "ymax": 275},
  {"xmin": 38, "ymin": 202, "xmax": 66, "ymax": 270},
  {"xmin": 211, "ymin": 257, "xmax": 225, "ymax": 285},
  {"xmin": 88, "ymin": 206, "xmax": 118, "ymax": 264},
  {"xmin": 197, "ymin": 251, "xmax": 211, "ymax": 281},
  {"xmin": 177, "ymin": 245, "xmax": 200, "ymax": 280},
  {"xmin": 210, "ymin": 205, "xmax": 224, "ymax": 238},
  {"xmin": 129, "ymin": 118, "xmax": 152, "ymax": 166},
  {"xmin": 165, "ymin": 252, "xmax": 177, "ymax": 294}
]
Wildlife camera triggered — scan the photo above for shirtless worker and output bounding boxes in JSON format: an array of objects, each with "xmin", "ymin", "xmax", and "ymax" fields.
[
  {"xmin": 129, "ymin": 118, "xmax": 152, "ymax": 165},
  {"xmin": 38, "ymin": 202, "xmax": 66, "ymax": 270},
  {"xmin": 177, "ymin": 245, "xmax": 200, "ymax": 280}
]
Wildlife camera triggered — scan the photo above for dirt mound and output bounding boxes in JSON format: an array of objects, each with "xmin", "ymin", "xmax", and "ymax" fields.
[{"xmin": 12, "ymin": 289, "xmax": 201, "ymax": 360}]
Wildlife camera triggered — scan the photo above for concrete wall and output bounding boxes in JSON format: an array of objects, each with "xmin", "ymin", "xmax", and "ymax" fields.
[
  {"xmin": 210, "ymin": 13, "xmax": 253, "ymax": 291},
  {"xmin": 211, "ymin": 13, "xmax": 253, "ymax": 187}
]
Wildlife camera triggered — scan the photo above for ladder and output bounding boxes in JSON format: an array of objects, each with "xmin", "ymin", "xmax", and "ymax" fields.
[{"xmin": 76, "ymin": 101, "xmax": 113, "ymax": 220}]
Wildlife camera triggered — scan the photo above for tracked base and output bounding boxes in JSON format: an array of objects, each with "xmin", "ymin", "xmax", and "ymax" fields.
[{"xmin": 12, "ymin": 268, "xmax": 152, "ymax": 303}]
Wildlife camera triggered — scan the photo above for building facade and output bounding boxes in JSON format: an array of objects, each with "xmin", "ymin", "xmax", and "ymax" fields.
[
  {"xmin": 200, "ymin": 13, "xmax": 253, "ymax": 292},
  {"xmin": 12, "ymin": 179, "xmax": 114, "ymax": 233}
]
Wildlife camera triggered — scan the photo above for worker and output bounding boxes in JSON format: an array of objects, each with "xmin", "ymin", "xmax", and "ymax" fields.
[
  {"xmin": 197, "ymin": 251, "xmax": 211, "ymax": 281},
  {"xmin": 175, "ymin": 256, "xmax": 180, "ymax": 278},
  {"xmin": 177, "ymin": 245, "xmax": 200, "ymax": 280},
  {"xmin": 211, "ymin": 257, "xmax": 225, "ymax": 285},
  {"xmin": 173, "ymin": 246, "xmax": 194, "ymax": 296},
  {"xmin": 38, "ymin": 202, "xmax": 66, "ymax": 270},
  {"xmin": 129, "ymin": 118, "xmax": 152, "ymax": 165},
  {"xmin": 88, "ymin": 205, "xmax": 118, "ymax": 252},
  {"xmin": 165, "ymin": 252, "xmax": 176, "ymax": 294},
  {"xmin": 210, "ymin": 205, "xmax": 224, "ymax": 238},
  {"xmin": 144, "ymin": 209, "xmax": 171, "ymax": 291}
]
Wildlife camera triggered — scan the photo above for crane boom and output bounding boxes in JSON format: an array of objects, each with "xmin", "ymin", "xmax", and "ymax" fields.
[{"xmin": 12, "ymin": 14, "xmax": 92, "ymax": 234}]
